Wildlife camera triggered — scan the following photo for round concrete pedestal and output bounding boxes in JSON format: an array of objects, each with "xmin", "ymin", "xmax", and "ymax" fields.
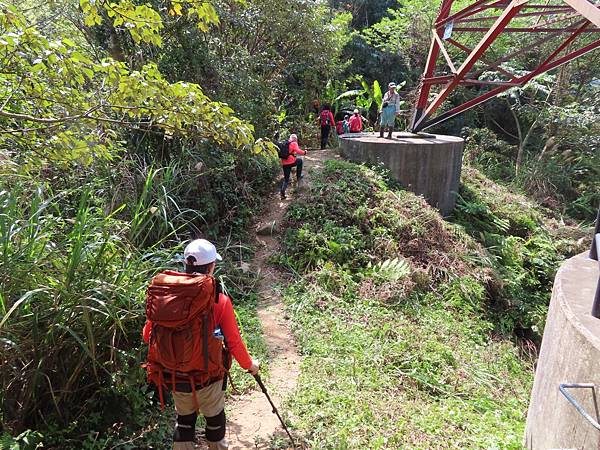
[
  {"xmin": 525, "ymin": 252, "xmax": 600, "ymax": 449},
  {"xmin": 339, "ymin": 132, "xmax": 464, "ymax": 216}
]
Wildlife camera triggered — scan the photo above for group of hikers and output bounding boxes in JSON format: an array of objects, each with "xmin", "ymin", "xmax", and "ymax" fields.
[
  {"xmin": 275, "ymin": 80, "xmax": 403, "ymax": 199},
  {"xmin": 142, "ymin": 81, "xmax": 403, "ymax": 450},
  {"xmin": 318, "ymin": 81, "xmax": 402, "ymax": 148}
]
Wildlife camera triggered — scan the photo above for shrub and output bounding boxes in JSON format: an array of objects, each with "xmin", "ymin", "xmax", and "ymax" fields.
[{"xmin": 453, "ymin": 166, "xmax": 588, "ymax": 338}]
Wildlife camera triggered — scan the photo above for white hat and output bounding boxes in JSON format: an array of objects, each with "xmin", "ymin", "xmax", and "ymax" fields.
[
  {"xmin": 184, "ymin": 239, "xmax": 222, "ymax": 266},
  {"xmin": 353, "ymin": 109, "xmax": 359, "ymax": 114},
  {"xmin": 388, "ymin": 82, "xmax": 397, "ymax": 89}
]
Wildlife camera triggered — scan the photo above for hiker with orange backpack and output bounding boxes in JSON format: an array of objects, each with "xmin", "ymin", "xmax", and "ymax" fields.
[{"xmin": 142, "ymin": 239, "xmax": 259, "ymax": 450}]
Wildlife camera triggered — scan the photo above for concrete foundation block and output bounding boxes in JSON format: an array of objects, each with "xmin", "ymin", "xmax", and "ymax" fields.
[
  {"xmin": 525, "ymin": 252, "xmax": 600, "ymax": 449},
  {"xmin": 339, "ymin": 132, "xmax": 464, "ymax": 216}
]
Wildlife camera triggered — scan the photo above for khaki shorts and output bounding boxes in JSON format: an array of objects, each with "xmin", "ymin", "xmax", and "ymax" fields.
[
  {"xmin": 173, "ymin": 380, "xmax": 225, "ymax": 417},
  {"xmin": 172, "ymin": 381, "xmax": 228, "ymax": 450}
]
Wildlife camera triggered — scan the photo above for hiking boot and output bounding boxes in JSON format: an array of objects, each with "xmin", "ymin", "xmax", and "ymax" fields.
[
  {"xmin": 280, "ymin": 191, "xmax": 286, "ymax": 200},
  {"xmin": 387, "ymin": 132, "xmax": 393, "ymax": 139},
  {"xmin": 379, "ymin": 130, "xmax": 384, "ymax": 138}
]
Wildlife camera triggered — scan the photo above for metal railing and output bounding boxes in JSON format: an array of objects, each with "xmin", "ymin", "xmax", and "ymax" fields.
[
  {"xmin": 590, "ymin": 206, "xmax": 600, "ymax": 318},
  {"xmin": 559, "ymin": 383, "xmax": 600, "ymax": 431}
]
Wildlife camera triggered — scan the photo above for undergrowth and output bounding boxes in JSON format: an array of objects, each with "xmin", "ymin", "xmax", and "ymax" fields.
[
  {"xmin": 278, "ymin": 160, "xmax": 583, "ymax": 448},
  {"xmin": 454, "ymin": 167, "xmax": 587, "ymax": 338}
]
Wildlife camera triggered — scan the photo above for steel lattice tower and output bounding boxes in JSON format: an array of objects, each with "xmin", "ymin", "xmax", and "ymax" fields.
[{"xmin": 410, "ymin": 0, "xmax": 600, "ymax": 132}]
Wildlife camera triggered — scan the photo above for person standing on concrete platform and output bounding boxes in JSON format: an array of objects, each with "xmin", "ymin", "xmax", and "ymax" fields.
[{"xmin": 379, "ymin": 82, "xmax": 401, "ymax": 139}]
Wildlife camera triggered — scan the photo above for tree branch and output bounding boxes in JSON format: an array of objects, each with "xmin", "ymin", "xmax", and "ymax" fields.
[{"xmin": 0, "ymin": 105, "xmax": 101, "ymax": 124}]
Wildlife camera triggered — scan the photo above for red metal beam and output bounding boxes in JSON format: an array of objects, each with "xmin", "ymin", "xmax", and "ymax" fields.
[
  {"xmin": 413, "ymin": 0, "xmax": 456, "ymax": 124},
  {"xmin": 538, "ymin": 21, "xmax": 590, "ymax": 67},
  {"xmin": 446, "ymin": 38, "xmax": 517, "ymax": 79},
  {"xmin": 522, "ymin": 4, "xmax": 573, "ymax": 8},
  {"xmin": 468, "ymin": 19, "xmax": 586, "ymax": 69},
  {"xmin": 436, "ymin": 0, "xmax": 497, "ymax": 27},
  {"xmin": 423, "ymin": 75, "xmax": 456, "ymax": 84},
  {"xmin": 418, "ymin": 37, "xmax": 600, "ymax": 130},
  {"xmin": 413, "ymin": 0, "xmax": 526, "ymax": 131},
  {"xmin": 410, "ymin": 0, "xmax": 600, "ymax": 132},
  {"xmin": 461, "ymin": 79, "xmax": 521, "ymax": 85},
  {"xmin": 455, "ymin": 11, "xmax": 578, "ymax": 22},
  {"xmin": 452, "ymin": 26, "xmax": 600, "ymax": 31},
  {"xmin": 434, "ymin": 32, "xmax": 457, "ymax": 72},
  {"xmin": 537, "ymin": 29, "xmax": 600, "ymax": 71},
  {"xmin": 562, "ymin": 0, "xmax": 600, "ymax": 27},
  {"xmin": 414, "ymin": 27, "xmax": 598, "ymax": 131}
]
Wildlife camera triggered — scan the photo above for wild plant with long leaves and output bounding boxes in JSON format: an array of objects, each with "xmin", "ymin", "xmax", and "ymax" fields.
[{"xmin": 0, "ymin": 176, "xmax": 180, "ymax": 435}]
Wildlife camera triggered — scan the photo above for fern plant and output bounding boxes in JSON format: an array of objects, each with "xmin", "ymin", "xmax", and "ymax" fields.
[{"xmin": 367, "ymin": 257, "xmax": 411, "ymax": 282}]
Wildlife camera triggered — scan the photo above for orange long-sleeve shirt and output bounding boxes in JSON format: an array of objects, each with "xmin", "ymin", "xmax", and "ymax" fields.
[{"xmin": 143, "ymin": 293, "xmax": 253, "ymax": 370}]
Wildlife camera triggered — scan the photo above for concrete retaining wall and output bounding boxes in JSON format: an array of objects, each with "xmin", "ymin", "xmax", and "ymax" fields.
[
  {"xmin": 339, "ymin": 132, "xmax": 464, "ymax": 216},
  {"xmin": 525, "ymin": 252, "xmax": 600, "ymax": 449}
]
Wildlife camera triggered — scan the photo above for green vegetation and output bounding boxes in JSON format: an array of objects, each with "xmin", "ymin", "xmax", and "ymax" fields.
[
  {"xmin": 1, "ymin": 0, "xmax": 345, "ymax": 445},
  {"xmin": 454, "ymin": 167, "xmax": 587, "ymax": 339},
  {"xmin": 0, "ymin": 151, "xmax": 274, "ymax": 448},
  {"xmin": 279, "ymin": 160, "xmax": 584, "ymax": 447},
  {"xmin": 1, "ymin": 0, "xmax": 597, "ymax": 447}
]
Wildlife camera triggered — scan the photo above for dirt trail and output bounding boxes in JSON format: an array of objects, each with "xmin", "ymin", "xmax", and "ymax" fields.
[{"xmin": 223, "ymin": 149, "xmax": 340, "ymax": 449}]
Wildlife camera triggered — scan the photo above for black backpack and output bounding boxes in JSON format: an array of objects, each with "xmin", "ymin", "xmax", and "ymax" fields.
[{"xmin": 277, "ymin": 141, "xmax": 290, "ymax": 159}]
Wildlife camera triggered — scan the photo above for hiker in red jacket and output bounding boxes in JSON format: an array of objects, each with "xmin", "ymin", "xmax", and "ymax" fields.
[
  {"xmin": 280, "ymin": 133, "xmax": 306, "ymax": 200},
  {"xmin": 349, "ymin": 108, "xmax": 365, "ymax": 133},
  {"xmin": 143, "ymin": 239, "xmax": 259, "ymax": 450},
  {"xmin": 317, "ymin": 104, "xmax": 335, "ymax": 149}
]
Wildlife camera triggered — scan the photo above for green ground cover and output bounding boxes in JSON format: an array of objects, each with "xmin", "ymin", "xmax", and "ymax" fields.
[{"xmin": 278, "ymin": 160, "xmax": 585, "ymax": 448}]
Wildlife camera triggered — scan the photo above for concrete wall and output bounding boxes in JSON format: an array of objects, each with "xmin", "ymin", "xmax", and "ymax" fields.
[
  {"xmin": 339, "ymin": 133, "xmax": 464, "ymax": 216},
  {"xmin": 526, "ymin": 252, "xmax": 600, "ymax": 449}
]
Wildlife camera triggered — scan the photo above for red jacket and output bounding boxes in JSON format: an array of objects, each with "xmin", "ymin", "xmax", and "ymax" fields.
[
  {"xmin": 349, "ymin": 114, "xmax": 363, "ymax": 132},
  {"xmin": 281, "ymin": 141, "xmax": 306, "ymax": 166},
  {"xmin": 319, "ymin": 110, "xmax": 335, "ymax": 127},
  {"xmin": 143, "ymin": 292, "xmax": 253, "ymax": 370}
]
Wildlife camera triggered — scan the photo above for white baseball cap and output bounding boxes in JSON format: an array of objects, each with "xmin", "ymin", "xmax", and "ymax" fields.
[{"xmin": 184, "ymin": 239, "xmax": 222, "ymax": 266}]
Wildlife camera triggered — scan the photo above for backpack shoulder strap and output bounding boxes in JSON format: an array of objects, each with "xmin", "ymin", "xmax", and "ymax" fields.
[{"xmin": 215, "ymin": 280, "xmax": 222, "ymax": 303}]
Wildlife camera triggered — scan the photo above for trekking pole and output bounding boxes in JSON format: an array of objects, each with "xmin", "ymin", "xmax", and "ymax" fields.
[{"xmin": 252, "ymin": 374, "xmax": 297, "ymax": 447}]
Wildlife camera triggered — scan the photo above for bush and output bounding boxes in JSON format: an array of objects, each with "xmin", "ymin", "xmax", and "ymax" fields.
[
  {"xmin": 462, "ymin": 127, "xmax": 517, "ymax": 180},
  {"xmin": 453, "ymin": 167, "xmax": 588, "ymax": 338},
  {"xmin": 462, "ymin": 125, "xmax": 600, "ymax": 222}
]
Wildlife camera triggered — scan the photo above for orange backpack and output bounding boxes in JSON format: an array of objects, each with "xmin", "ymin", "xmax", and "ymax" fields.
[{"xmin": 144, "ymin": 271, "xmax": 226, "ymax": 409}]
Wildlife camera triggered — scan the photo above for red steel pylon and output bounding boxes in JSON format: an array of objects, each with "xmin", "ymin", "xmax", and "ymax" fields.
[{"xmin": 410, "ymin": 0, "xmax": 600, "ymax": 132}]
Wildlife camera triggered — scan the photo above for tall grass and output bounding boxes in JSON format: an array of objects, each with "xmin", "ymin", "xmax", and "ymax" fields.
[
  {"xmin": 0, "ymin": 144, "xmax": 278, "ymax": 447},
  {"xmin": 0, "ymin": 179, "xmax": 178, "ymax": 437}
]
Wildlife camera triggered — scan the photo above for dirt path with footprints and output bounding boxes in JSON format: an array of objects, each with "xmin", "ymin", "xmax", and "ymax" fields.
[{"xmin": 223, "ymin": 149, "xmax": 339, "ymax": 449}]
